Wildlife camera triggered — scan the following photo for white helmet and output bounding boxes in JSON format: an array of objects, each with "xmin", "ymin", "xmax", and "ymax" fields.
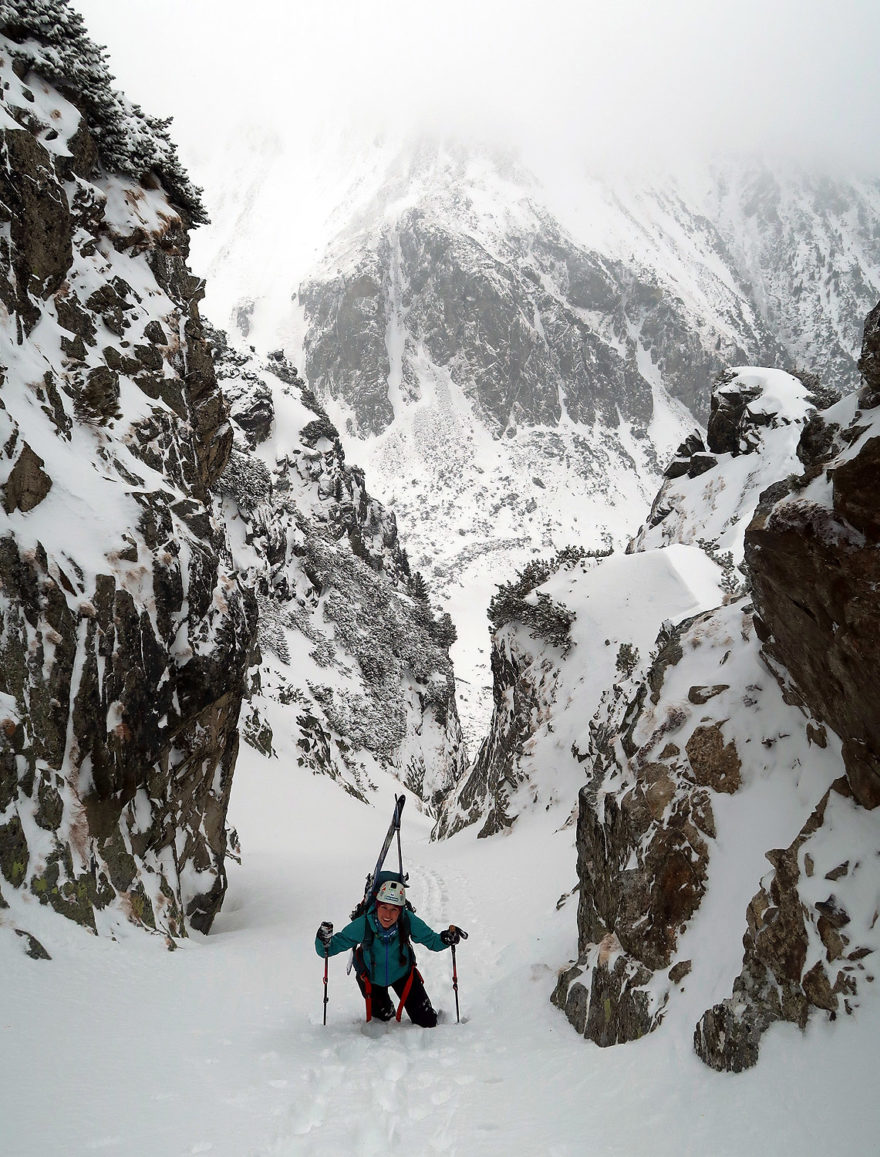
[{"xmin": 376, "ymin": 879, "xmax": 406, "ymax": 907}]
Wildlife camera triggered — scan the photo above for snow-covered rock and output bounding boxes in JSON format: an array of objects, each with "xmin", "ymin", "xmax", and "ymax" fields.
[
  {"xmin": 0, "ymin": 5, "xmax": 256, "ymax": 941},
  {"xmin": 208, "ymin": 330, "xmax": 466, "ymax": 809},
  {"xmin": 630, "ymin": 366, "xmax": 819, "ymax": 566},
  {"xmin": 553, "ymin": 302, "xmax": 880, "ymax": 1067}
]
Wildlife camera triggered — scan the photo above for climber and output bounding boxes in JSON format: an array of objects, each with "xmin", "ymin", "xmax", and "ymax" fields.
[{"xmin": 315, "ymin": 879, "xmax": 465, "ymax": 1027}]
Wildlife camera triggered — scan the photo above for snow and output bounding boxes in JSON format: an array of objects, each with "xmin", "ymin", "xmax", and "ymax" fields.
[
  {"xmin": 4, "ymin": 21, "xmax": 880, "ymax": 1157},
  {"xmin": 3, "ymin": 746, "xmax": 879, "ymax": 1157}
]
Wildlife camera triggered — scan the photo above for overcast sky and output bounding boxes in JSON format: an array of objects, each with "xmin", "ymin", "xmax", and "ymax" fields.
[{"xmin": 74, "ymin": 0, "xmax": 879, "ymax": 178}]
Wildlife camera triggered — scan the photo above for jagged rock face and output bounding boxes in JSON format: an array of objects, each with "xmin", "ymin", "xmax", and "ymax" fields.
[
  {"xmin": 694, "ymin": 778, "xmax": 879, "ymax": 1072},
  {"xmin": 632, "ymin": 367, "xmax": 814, "ymax": 561},
  {"xmin": 208, "ymin": 331, "xmax": 466, "ymax": 806},
  {"xmin": 552, "ymin": 595, "xmax": 863, "ymax": 1059},
  {"xmin": 745, "ymin": 309, "xmax": 880, "ymax": 809},
  {"xmin": 0, "ymin": 23, "xmax": 255, "ymax": 936},
  {"xmin": 299, "ymin": 194, "xmax": 748, "ymax": 440},
  {"xmin": 433, "ymin": 628, "xmax": 556, "ymax": 839},
  {"xmin": 552, "ymin": 612, "xmax": 729, "ymax": 1045}
]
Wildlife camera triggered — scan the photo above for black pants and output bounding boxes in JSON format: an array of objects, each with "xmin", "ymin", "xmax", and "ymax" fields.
[{"xmin": 355, "ymin": 965, "xmax": 438, "ymax": 1027}]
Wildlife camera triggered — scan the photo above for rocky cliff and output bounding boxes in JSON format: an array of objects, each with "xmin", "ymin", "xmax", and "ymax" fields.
[
  {"xmin": 549, "ymin": 310, "xmax": 880, "ymax": 1068},
  {"xmin": 0, "ymin": 3, "xmax": 256, "ymax": 942},
  {"xmin": 208, "ymin": 330, "xmax": 466, "ymax": 808},
  {"xmin": 744, "ymin": 316, "xmax": 880, "ymax": 811},
  {"xmin": 691, "ymin": 302, "xmax": 880, "ymax": 1070},
  {"xmin": 0, "ymin": 6, "xmax": 469, "ymax": 954}
]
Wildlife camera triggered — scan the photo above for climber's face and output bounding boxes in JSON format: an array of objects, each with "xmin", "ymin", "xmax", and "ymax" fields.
[{"xmin": 376, "ymin": 902, "xmax": 401, "ymax": 929}]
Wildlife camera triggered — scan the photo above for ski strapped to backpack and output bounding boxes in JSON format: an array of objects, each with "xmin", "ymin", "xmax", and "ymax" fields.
[
  {"xmin": 347, "ymin": 794, "xmax": 409, "ymax": 981},
  {"xmin": 351, "ymin": 793, "xmax": 407, "ymax": 921}
]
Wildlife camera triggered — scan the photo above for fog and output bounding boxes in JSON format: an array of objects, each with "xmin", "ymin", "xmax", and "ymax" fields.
[{"xmin": 73, "ymin": 0, "xmax": 880, "ymax": 178}]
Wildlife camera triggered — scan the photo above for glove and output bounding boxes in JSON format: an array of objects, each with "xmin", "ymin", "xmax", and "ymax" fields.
[
  {"xmin": 440, "ymin": 925, "xmax": 465, "ymax": 946},
  {"xmin": 317, "ymin": 921, "xmax": 333, "ymax": 945}
]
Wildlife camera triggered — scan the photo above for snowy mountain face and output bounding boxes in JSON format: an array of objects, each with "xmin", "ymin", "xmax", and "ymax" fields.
[
  {"xmin": 208, "ymin": 329, "xmax": 466, "ymax": 810},
  {"xmin": 0, "ymin": 4, "xmax": 256, "ymax": 940},
  {"xmin": 199, "ymin": 139, "xmax": 880, "ymax": 745}
]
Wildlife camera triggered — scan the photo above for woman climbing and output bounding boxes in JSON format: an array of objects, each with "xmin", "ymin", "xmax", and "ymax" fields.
[{"xmin": 316, "ymin": 878, "xmax": 465, "ymax": 1027}]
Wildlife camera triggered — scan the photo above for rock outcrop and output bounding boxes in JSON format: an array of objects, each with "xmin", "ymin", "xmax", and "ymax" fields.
[
  {"xmin": 632, "ymin": 367, "xmax": 815, "ymax": 560},
  {"xmin": 435, "ymin": 623, "xmax": 560, "ymax": 839},
  {"xmin": 550, "ymin": 591, "xmax": 865, "ymax": 1056},
  {"xmin": 687, "ymin": 304, "xmax": 880, "ymax": 1070},
  {"xmin": 745, "ymin": 314, "xmax": 880, "ymax": 810},
  {"xmin": 209, "ymin": 331, "xmax": 466, "ymax": 807},
  {"xmin": 0, "ymin": 6, "xmax": 255, "ymax": 939},
  {"xmin": 694, "ymin": 777, "xmax": 878, "ymax": 1072},
  {"xmin": 553, "ymin": 306, "xmax": 880, "ymax": 1068}
]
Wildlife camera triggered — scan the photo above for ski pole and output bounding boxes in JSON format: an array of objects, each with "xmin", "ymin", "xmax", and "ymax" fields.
[
  {"xmin": 323, "ymin": 946, "xmax": 329, "ymax": 1025},
  {"xmin": 451, "ymin": 942, "xmax": 460, "ymax": 1023},
  {"xmin": 448, "ymin": 925, "xmax": 468, "ymax": 1023}
]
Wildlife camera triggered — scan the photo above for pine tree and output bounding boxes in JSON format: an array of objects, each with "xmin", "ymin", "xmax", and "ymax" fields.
[
  {"xmin": 0, "ymin": 0, "xmax": 208, "ymax": 224},
  {"xmin": 410, "ymin": 571, "xmax": 430, "ymax": 601}
]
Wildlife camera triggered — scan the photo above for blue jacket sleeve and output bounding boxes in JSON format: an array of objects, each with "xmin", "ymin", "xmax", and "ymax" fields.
[
  {"xmin": 408, "ymin": 912, "xmax": 450, "ymax": 953},
  {"xmin": 315, "ymin": 915, "xmax": 367, "ymax": 958}
]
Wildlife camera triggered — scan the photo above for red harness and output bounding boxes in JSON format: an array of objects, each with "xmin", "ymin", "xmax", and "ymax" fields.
[{"xmin": 354, "ymin": 946, "xmax": 419, "ymax": 1023}]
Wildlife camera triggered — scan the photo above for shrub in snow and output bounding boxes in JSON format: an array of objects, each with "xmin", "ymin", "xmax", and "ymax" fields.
[{"xmin": 488, "ymin": 546, "xmax": 608, "ymax": 650}]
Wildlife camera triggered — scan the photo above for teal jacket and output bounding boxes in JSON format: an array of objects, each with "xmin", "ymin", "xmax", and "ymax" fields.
[{"xmin": 315, "ymin": 909, "xmax": 449, "ymax": 987}]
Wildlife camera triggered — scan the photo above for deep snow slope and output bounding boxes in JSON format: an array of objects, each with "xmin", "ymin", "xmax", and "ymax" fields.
[{"xmin": 2, "ymin": 748, "xmax": 878, "ymax": 1157}]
